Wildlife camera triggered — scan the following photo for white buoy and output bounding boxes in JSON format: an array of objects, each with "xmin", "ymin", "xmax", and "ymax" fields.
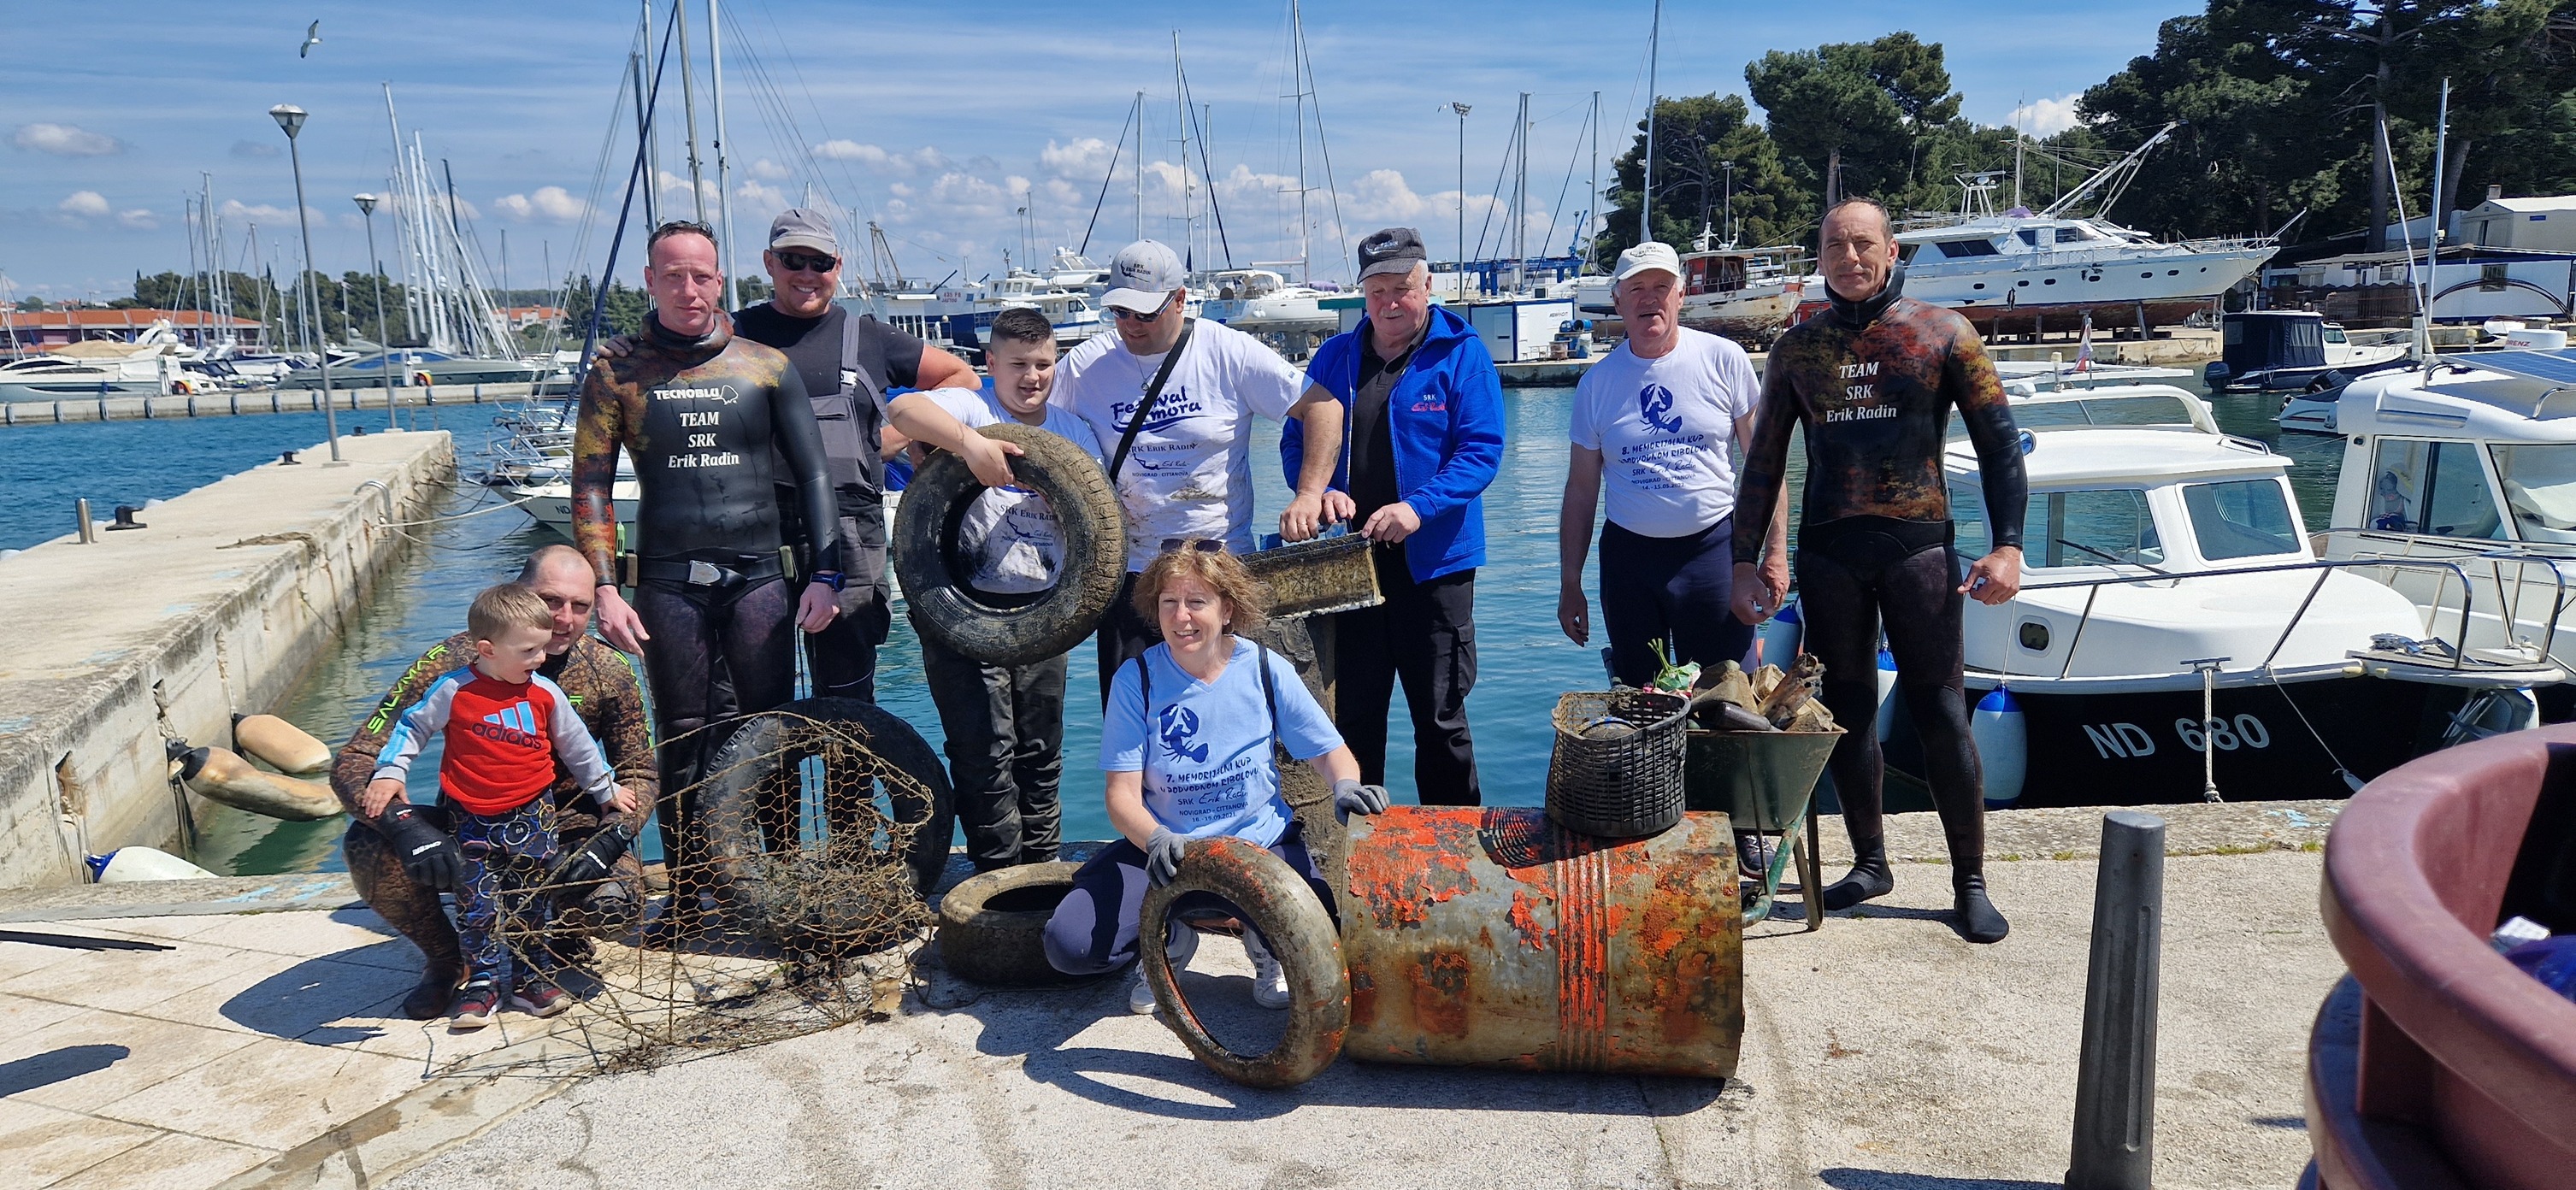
[
  {"xmin": 1972, "ymin": 686, "xmax": 2029, "ymax": 809},
  {"xmin": 88, "ymin": 846, "xmax": 220, "ymax": 883},
  {"xmin": 1873, "ymin": 648, "xmax": 1901, "ymax": 740},
  {"xmin": 1755, "ymin": 599, "xmax": 1801, "ymax": 667}
]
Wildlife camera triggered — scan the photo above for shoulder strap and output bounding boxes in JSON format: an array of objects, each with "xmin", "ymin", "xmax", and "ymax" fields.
[
  {"xmin": 1254, "ymin": 639, "xmax": 1278, "ymax": 746},
  {"xmin": 1106, "ymin": 318, "xmax": 1195, "ymax": 483},
  {"xmin": 839, "ymin": 308, "xmax": 864, "ymax": 377}
]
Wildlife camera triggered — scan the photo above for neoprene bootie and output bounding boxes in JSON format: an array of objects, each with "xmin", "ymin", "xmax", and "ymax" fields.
[
  {"xmin": 1954, "ymin": 872, "xmax": 2010, "ymax": 944},
  {"xmin": 1819, "ymin": 838, "xmax": 1895, "ymax": 910},
  {"xmin": 401, "ymin": 962, "xmax": 463, "ymax": 1021}
]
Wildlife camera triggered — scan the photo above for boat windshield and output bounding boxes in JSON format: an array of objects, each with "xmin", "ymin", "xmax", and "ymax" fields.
[
  {"xmin": 2031, "ymin": 488, "xmax": 2165, "ymax": 568},
  {"xmin": 2491, "ymin": 443, "xmax": 2576, "ymax": 544},
  {"xmin": 2183, "ymin": 480, "xmax": 2302, "ymax": 560},
  {"xmin": 2005, "ymin": 394, "xmax": 2205, "ymax": 432}
]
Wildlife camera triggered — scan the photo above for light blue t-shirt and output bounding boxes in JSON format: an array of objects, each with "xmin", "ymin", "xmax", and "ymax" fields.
[
  {"xmin": 1101, "ymin": 638, "xmax": 1343, "ymax": 846},
  {"xmin": 912, "ymin": 387, "xmax": 1106, "ymax": 593}
]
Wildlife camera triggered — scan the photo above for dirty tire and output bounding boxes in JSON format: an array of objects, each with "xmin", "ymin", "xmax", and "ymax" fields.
[
  {"xmin": 894, "ymin": 421, "xmax": 1125, "ymax": 668},
  {"xmin": 698, "ymin": 698, "xmax": 956, "ymax": 948},
  {"xmin": 935, "ymin": 862, "xmax": 1083, "ymax": 987},
  {"xmin": 1141, "ymin": 836, "xmax": 1348, "ymax": 1088}
]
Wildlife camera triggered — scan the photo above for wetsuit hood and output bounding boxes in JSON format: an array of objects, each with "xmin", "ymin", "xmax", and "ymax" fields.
[
  {"xmin": 645, "ymin": 309, "xmax": 733, "ymax": 352},
  {"xmin": 1824, "ymin": 263, "xmax": 1907, "ymax": 331}
]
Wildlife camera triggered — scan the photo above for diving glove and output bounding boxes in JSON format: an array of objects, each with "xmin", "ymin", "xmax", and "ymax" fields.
[
  {"xmin": 544, "ymin": 822, "xmax": 635, "ymax": 897},
  {"xmin": 378, "ymin": 804, "xmax": 462, "ymax": 893}
]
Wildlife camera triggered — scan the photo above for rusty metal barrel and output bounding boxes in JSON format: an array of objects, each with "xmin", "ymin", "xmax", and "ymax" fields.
[{"xmin": 1340, "ymin": 806, "xmax": 1743, "ymax": 1077}]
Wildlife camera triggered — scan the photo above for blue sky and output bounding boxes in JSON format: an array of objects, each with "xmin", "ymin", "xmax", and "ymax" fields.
[{"xmin": 1, "ymin": 1, "xmax": 2194, "ymax": 303}]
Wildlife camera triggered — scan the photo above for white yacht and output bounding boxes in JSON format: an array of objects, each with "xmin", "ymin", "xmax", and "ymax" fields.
[
  {"xmin": 1884, "ymin": 127, "xmax": 2278, "ymax": 338},
  {"xmin": 1845, "ymin": 383, "xmax": 2556, "ymax": 807},
  {"xmin": 2313, "ymin": 349, "xmax": 2576, "ymax": 709},
  {"xmin": 1196, "ymin": 268, "xmax": 1336, "ymax": 334},
  {"xmin": 0, "ymin": 342, "xmax": 183, "ymax": 402}
]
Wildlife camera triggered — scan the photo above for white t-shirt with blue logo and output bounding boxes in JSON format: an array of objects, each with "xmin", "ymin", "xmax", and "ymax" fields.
[
  {"xmin": 1100, "ymin": 638, "xmax": 1343, "ymax": 847},
  {"xmin": 1049, "ymin": 321, "xmax": 1310, "ymax": 571},
  {"xmin": 910, "ymin": 387, "xmax": 1106, "ymax": 594},
  {"xmin": 1569, "ymin": 326, "xmax": 1761, "ymax": 538}
]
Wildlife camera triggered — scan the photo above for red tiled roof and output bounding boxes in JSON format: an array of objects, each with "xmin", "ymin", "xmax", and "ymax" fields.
[{"xmin": 0, "ymin": 309, "xmax": 262, "ymax": 329}]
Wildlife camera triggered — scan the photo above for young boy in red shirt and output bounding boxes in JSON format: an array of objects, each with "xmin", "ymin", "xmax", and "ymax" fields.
[{"xmin": 363, "ymin": 584, "xmax": 636, "ymax": 1029}]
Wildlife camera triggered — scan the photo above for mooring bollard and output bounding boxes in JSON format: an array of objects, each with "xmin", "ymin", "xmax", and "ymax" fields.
[
  {"xmin": 74, "ymin": 498, "xmax": 96, "ymax": 545},
  {"xmin": 2067, "ymin": 810, "xmax": 2166, "ymax": 1190}
]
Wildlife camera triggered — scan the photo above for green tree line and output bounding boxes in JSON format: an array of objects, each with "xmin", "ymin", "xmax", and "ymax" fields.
[{"xmin": 1595, "ymin": 1, "xmax": 2576, "ymax": 262}]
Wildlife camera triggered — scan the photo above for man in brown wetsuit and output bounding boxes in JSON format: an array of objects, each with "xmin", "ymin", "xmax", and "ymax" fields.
[
  {"xmin": 334, "ymin": 545, "xmax": 658, "ymax": 1018},
  {"xmin": 1731, "ymin": 197, "xmax": 2028, "ymax": 944}
]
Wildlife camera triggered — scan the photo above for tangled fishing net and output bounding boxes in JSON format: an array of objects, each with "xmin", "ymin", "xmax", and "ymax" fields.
[{"xmin": 425, "ymin": 707, "xmax": 940, "ymax": 1079}]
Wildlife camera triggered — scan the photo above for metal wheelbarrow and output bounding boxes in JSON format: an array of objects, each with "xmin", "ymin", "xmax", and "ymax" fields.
[{"xmin": 1683, "ymin": 725, "xmax": 1844, "ymax": 929}]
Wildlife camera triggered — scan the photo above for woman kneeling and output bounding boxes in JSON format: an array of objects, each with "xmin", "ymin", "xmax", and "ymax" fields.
[{"xmin": 1040, "ymin": 545, "xmax": 1387, "ymax": 1013}]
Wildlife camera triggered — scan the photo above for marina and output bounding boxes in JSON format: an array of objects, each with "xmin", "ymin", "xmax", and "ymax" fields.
[{"xmin": 9, "ymin": 2, "xmax": 2576, "ymax": 1187}]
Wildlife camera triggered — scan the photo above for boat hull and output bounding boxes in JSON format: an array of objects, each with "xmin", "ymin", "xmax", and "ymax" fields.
[{"xmin": 1881, "ymin": 676, "xmax": 2462, "ymax": 807}]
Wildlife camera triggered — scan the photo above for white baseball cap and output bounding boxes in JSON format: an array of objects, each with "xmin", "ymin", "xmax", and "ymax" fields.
[
  {"xmin": 1612, "ymin": 241, "xmax": 1683, "ymax": 284},
  {"xmin": 1102, "ymin": 239, "xmax": 1186, "ymax": 313}
]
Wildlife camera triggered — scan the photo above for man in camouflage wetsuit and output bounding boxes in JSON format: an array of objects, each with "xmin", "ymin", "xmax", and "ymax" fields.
[
  {"xmin": 334, "ymin": 545, "xmax": 658, "ymax": 1018},
  {"xmin": 571, "ymin": 220, "xmax": 844, "ymax": 918},
  {"xmin": 1731, "ymin": 197, "xmax": 2028, "ymax": 945}
]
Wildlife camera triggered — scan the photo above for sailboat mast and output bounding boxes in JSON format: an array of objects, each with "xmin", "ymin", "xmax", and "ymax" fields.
[
  {"xmin": 1515, "ymin": 91, "xmax": 1530, "ymax": 291},
  {"xmin": 2423, "ymin": 78, "xmax": 2449, "ymax": 370},
  {"xmin": 1589, "ymin": 91, "xmax": 1600, "ymax": 273},
  {"xmin": 675, "ymin": 0, "xmax": 707, "ymax": 225},
  {"xmin": 708, "ymin": 0, "xmax": 740, "ymax": 307},
  {"xmin": 638, "ymin": 1, "xmax": 661, "ymax": 229},
  {"xmin": 384, "ymin": 86, "xmax": 424, "ymax": 348},
  {"xmin": 1173, "ymin": 32, "xmax": 1189, "ymax": 267},
  {"xmin": 1289, "ymin": 0, "xmax": 1310, "ymax": 285},
  {"xmin": 1135, "ymin": 91, "xmax": 1146, "ymax": 243},
  {"xmin": 1642, "ymin": 0, "xmax": 1660, "ymax": 242}
]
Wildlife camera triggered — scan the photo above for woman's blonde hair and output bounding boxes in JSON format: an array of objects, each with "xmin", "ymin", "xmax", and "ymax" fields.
[{"xmin": 1132, "ymin": 545, "xmax": 1270, "ymax": 637}]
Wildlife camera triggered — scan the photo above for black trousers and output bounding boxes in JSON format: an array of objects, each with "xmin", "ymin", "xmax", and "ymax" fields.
[
  {"xmin": 1094, "ymin": 571, "xmax": 1157, "ymax": 705},
  {"xmin": 786, "ymin": 507, "xmax": 891, "ymax": 703},
  {"xmin": 1332, "ymin": 557, "xmax": 1479, "ymax": 805},
  {"xmin": 921, "ymin": 633, "xmax": 1068, "ymax": 870},
  {"xmin": 1598, "ymin": 517, "xmax": 1757, "ymax": 687},
  {"xmin": 631, "ymin": 574, "xmax": 796, "ymax": 887}
]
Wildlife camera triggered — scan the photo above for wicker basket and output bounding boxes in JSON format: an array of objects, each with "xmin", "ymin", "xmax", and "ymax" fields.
[{"xmin": 1546, "ymin": 689, "xmax": 1691, "ymax": 838}]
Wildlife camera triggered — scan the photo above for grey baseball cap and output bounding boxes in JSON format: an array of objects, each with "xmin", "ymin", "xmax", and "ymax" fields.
[
  {"xmin": 1101, "ymin": 239, "xmax": 1186, "ymax": 313},
  {"xmin": 1356, "ymin": 227, "xmax": 1428, "ymax": 280},
  {"xmin": 768, "ymin": 208, "xmax": 839, "ymax": 256}
]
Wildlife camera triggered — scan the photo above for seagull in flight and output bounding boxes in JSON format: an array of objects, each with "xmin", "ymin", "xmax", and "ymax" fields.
[{"xmin": 299, "ymin": 21, "xmax": 321, "ymax": 58}]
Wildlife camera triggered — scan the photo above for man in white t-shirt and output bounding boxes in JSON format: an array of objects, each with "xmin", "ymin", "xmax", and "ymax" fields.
[
  {"xmin": 888, "ymin": 308, "xmax": 1105, "ymax": 870},
  {"xmin": 1557, "ymin": 240, "xmax": 1789, "ymax": 688},
  {"xmin": 1048, "ymin": 239, "xmax": 1347, "ymax": 701}
]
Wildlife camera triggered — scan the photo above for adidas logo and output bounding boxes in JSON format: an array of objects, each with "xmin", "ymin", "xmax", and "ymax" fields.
[{"xmin": 482, "ymin": 702, "xmax": 537, "ymax": 733}]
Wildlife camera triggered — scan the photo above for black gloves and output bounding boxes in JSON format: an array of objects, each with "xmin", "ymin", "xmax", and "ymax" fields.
[
  {"xmin": 543, "ymin": 822, "xmax": 634, "ymax": 895},
  {"xmin": 1332, "ymin": 778, "xmax": 1391, "ymax": 824},
  {"xmin": 378, "ymin": 804, "xmax": 461, "ymax": 893},
  {"xmin": 1145, "ymin": 827, "xmax": 1187, "ymax": 889}
]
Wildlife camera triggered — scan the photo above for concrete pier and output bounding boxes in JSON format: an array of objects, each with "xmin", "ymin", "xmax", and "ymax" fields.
[
  {"xmin": 0, "ymin": 383, "xmax": 567, "ymax": 427},
  {"xmin": 0, "ymin": 432, "xmax": 456, "ymax": 887}
]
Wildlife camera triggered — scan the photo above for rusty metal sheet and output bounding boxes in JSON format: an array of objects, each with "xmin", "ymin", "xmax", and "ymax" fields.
[{"xmin": 1341, "ymin": 807, "xmax": 1743, "ymax": 1077}]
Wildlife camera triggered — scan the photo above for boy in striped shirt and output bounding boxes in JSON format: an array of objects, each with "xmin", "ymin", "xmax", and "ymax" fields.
[{"xmin": 363, "ymin": 584, "xmax": 638, "ymax": 1029}]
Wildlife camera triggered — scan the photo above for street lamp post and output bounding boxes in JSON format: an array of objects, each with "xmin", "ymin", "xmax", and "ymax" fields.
[
  {"xmin": 270, "ymin": 103, "xmax": 339, "ymax": 462},
  {"xmin": 354, "ymin": 193, "xmax": 394, "ymax": 428},
  {"xmin": 1447, "ymin": 102, "xmax": 1471, "ymax": 299}
]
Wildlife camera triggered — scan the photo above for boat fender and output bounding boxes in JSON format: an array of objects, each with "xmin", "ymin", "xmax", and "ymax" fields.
[
  {"xmin": 935, "ymin": 861, "xmax": 1086, "ymax": 987},
  {"xmin": 892, "ymin": 421, "xmax": 1127, "ymax": 668},
  {"xmin": 1873, "ymin": 649, "xmax": 1902, "ymax": 741},
  {"xmin": 1971, "ymin": 686, "xmax": 2028, "ymax": 810},
  {"xmin": 695, "ymin": 697, "xmax": 956, "ymax": 949},
  {"xmin": 1141, "ymin": 835, "xmax": 1348, "ymax": 1088},
  {"xmin": 175, "ymin": 745, "xmax": 343, "ymax": 821},
  {"xmin": 232, "ymin": 712, "xmax": 333, "ymax": 775},
  {"xmin": 90, "ymin": 845, "xmax": 220, "ymax": 883}
]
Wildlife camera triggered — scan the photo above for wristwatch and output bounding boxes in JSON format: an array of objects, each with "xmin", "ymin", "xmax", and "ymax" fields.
[{"xmin": 810, "ymin": 569, "xmax": 847, "ymax": 592}]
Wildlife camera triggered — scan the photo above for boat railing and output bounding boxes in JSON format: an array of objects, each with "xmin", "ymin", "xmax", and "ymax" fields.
[
  {"xmin": 1995, "ymin": 556, "xmax": 2559, "ymax": 686},
  {"xmin": 2319, "ymin": 531, "xmax": 2576, "ymax": 658}
]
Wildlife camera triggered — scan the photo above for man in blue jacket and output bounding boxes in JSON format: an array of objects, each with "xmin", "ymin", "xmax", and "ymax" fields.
[{"xmin": 1282, "ymin": 227, "xmax": 1503, "ymax": 805}]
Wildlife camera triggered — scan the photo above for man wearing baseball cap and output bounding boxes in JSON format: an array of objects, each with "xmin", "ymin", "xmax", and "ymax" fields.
[
  {"xmin": 1279, "ymin": 227, "xmax": 1501, "ymax": 805},
  {"xmin": 726, "ymin": 207, "xmax": 989, "ymax": 702},
  {"xmin": 1050, "ymin": 239, "xmax": 1350, "ymax": 701},
  {"xmin": 1556, "ymin": 241, "xmax": 1788, "ymax": 860}
]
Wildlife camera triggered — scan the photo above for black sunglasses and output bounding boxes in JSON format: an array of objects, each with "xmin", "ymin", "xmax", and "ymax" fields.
[
  {"xmin": 1158, "ymin": 538, "xmax": 1225, "ymax": 554},
  {"xmin": 1113, "ymin": 302, "xmax": 1169, "ymax": 324},
  {"xmin": 775, "ymin": 251, "xmax": 838, "ymax": 274}
]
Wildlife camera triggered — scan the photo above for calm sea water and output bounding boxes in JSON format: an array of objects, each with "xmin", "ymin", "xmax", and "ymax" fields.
[{"xmin": 0, "ymin": 385, "xmax": 2339, "ymax": 874}]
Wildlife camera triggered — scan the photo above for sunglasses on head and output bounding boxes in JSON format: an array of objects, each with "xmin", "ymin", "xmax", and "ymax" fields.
[
  {"xmin": 775, "ymin": 250, "xmax": 838, "ymax": 274},
  {"xmin": 1158, "ymin": 538, "xmax": 1225, "ymax": 554}
]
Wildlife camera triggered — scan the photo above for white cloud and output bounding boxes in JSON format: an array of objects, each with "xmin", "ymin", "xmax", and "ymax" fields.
[
  {"xmin": 811, "ymin": 140, "xmax": 946, "ymax": 176},
  {"xmin": 215, "ymin": 198, "xmax": 323, "ymax": 226},
  {"xmin": 493, "ymin": 186, "xmax": 589, "ymax": 223},
  {"xmin": 57, "ymin": 190, "xmax": 109, "ymax": 218},
  {"xmin": 228, "ymin": 139, "xmax": 280, "ymax": 159},
  {"xmin": 15, "ymin": 122, "xmax": 120, "ymax": 156},
  {"xmin": 1040, "ymin": 138, "xmax": 1114, "ymax": 180},
  {"xmin": 116, "ymin": 208, "xmax": 156, "ymax": 230},
  {"xmin": 746, "ymin": 157, "xmax": 792, "ymax": 181},
  {"xmin": 733, "ymin": 179, "xmax": 787, "ymax": 214},
  {"xmin": 2008, "ymin": 94, "xmax": 2084, "ymax": 138}
]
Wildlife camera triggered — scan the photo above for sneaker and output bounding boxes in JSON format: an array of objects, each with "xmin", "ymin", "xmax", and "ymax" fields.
[
  {"xmin": 1241, "ymin": 929, "xmax": 1292, "ymax": 1010},
  {"xmin": 447, "ymin": 981, "xmax": 500, "ymax": 1032},
  {"xmin": 1736, "ymin": 832, "xmax": 1772, "ymax": 881},
  {"xmin": 512, "ymin": 975, "xmax": 573, "ymax": 1018},
  {"xmin": 1127, "ymin": 926, "xmax": 1199, "ymax": 1015}
]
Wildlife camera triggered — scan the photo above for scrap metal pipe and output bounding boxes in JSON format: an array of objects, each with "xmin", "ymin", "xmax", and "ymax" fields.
[
  {"xmin": 2067, "ymin": 810, "xmax": 2167, "ymax": 1190},
  {"xmin": 1341, "ymin": 806, "xmax": 1742, "ymax": 1077}
]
